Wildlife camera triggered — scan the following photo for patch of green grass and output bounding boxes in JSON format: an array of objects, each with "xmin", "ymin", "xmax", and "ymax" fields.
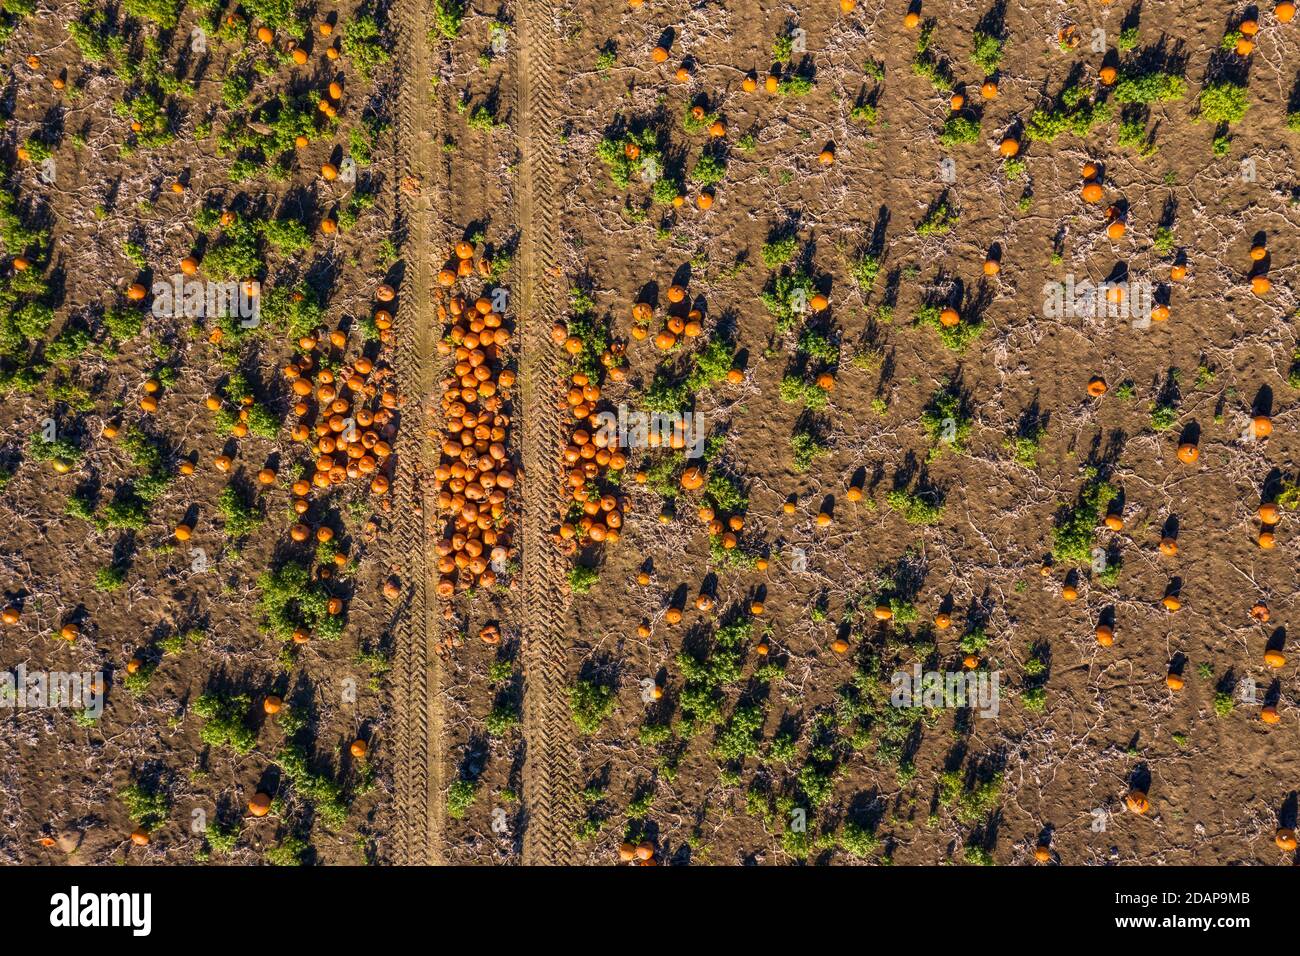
[
  {"xmin": 939, "ymin": 115, "xmax": 980, "ymax": 147},
  {"xmin": 1050, "ymin": 468, "xmax": 1117, "ymax": 563},
  {"xmin": 1199, "ymin": 81, "xmax": 1249, "ymax": 128},
  {"xmin": 886, "ymin": 489, "xmax": 943, "ymax": 524},
  {"xmin": 192, "ymin": 692, "xmax": 256, "ymax": 753},
  {"xmin": 119, "ymin": 781, "xmax": 170, "ymax": 832},
  {"xmin": 567, "ymin": 564, "xmax": 599, "ymax": 594},
  {"xmin": 569, "ymin": 678, "xmax": 615, "ymax": 734},
  {"xmin": 970, "ymin": 31, "xmax": 1004, "ymax": 74}
]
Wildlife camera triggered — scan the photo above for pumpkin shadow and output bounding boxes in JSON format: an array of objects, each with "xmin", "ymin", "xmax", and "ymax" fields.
[
  {"xmin": 1279, "ymin": 793, "xmax": 1298, "ymax": 829},
  {"xmin": 636, "ymin": 280, "xmax": 660, "ymax": 310},
  {"xmin": 1168, "ymin": 651, "xmax": 1187, "ymax": 679}
]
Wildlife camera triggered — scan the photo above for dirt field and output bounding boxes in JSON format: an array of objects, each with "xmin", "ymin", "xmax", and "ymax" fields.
[{"xmin": 1, "ymin": 0, "xmax": 1299, "ymax": 866}]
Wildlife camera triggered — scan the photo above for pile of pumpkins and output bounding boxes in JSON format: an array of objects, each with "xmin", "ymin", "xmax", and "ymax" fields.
[
  {"xmin": 275, "ymin": 283, "xmax": 397, "ymax": 499},
  {"xmin": 431, "ymin": 241, "xmax": 517, "ymax": 599}
]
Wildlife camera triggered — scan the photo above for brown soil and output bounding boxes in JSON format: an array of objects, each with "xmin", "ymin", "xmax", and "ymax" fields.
[{"xmin": 4, "ymin": 0, "xmax": 1300, "ymax": 868}]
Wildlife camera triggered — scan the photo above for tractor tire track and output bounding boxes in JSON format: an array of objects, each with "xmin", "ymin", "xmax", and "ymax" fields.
[
  {"xmin": 515, "ymin": 0, "xmax": 578, "ymax": 866},
  {"xmin": 387, "ymin": 0, "xmax": 443, "ymax": 867}
]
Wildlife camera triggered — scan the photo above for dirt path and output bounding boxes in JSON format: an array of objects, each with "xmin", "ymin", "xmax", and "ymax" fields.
[
  {"xmin": 514, "ymin": 0, "xmax": 578, "ymax": 866},
  {"xmin": 386, "ymin": 0, "xmax": 444, "ymax": 867}
]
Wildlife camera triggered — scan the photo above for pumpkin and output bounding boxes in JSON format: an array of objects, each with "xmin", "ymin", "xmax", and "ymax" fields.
[
  {"xmin": 1176, "ymin": 443, "xmax": 1198, "ymax": 464},
  {"xmin": 1241, "ymin": 18, "xmax": 1260, "ymax": 35},
  {"xmin": 1087, "ymin": 376, "xmax": 1107, "ymax": 397},
  {"xmin": 934, "ymin": 612, "xmax": 951, "ymax": 630},
  {"xmin": 635, "ymin": 841, "xmax": 655, "ymax": 860},
  {"xmin": 1033, "ymin": 844, "xmax": 1052, "ymax": 863},
  {"xmin": 1095, "ymin": 624, "xmax": 1114, "ymax": 647},
  {"xmin": 1252, "ymin": 415, "xmax": 1272, "ymax": 438},
  {"xmin": 983, "ymin": 257, "xmax": 1000, "ymax": 276},
  {"xmin": 939, "ymin": 307, "xmax": 959, "ymax": 326},
  {"xmin": 1, "ymin": 606, "xmax": 18, "ymax": 624},
  {"xmin": 1081, "ymin": 181, "xmax": 1103, "ymax": 203},
  {"xmin": 1261, "ymin": 705, "xmax": 1280, "ymax": 724},
  {"xmin": 1278, "ymin": 1, "xmax": 1297, "ymax": 22},
  {"xmin": 1104, "ymin": 514, "xmax": 1123, "ymax": 531},
  {"xmin": 903, "ymin": 11, "xmax": 920, "ymax": 27},
  {"xmin": 263, "ymin": 695, "xmax": 283, "ymax": 714},
  {"xmin": 126, "ymin": 282, "xmax": 147, "ymax": 301},
  {"xmin": 1062, "ymin": 584, "xmax": 1078, "ymax": 601},
  {"xmin": 257, "ymin": 26, "xmax": 274, "ymax": 43},
  {"xmin": 1125, "ymin": 789, "xmax": 1150, "ymax": 814},
  {"xmin": 980, "ymin": 80, "xmax": 998, "ymax": 98},
  {"xmin": 60, "ymin": 623, "xmax": 79, "ymax": 641},
  {"xmin": 1276, "ymin": 828, "xmax": 1298, "ymax": 851},
  {"xmin": 1258, "ymin": 531, "xmax": 1275, "ymax": 549},
  {"xmin": 998, "ymin": 137, "xmax": 1019, "ymax": 158},
  {"xmin": 963, "ymin": 654, "xmax": 979, "ymax": 669},
  {"xmin": 1159, "ymin": 537, "xmax": 1178, "ymax": 556},
  {"xmin": 1259, "ymin": 503, "xmax": 1280, "ymax": 524},
  {"xmin": 831, "ymin": 637, "xmax": 850, "ymax": 654},
  {"xmin": 321, "ymin": 162, "xmax": 339, "ymax": 181},
  {"xmin": 350, "ymin": 739, "xmax": 368, "ymax": 758},
  {"xmin": 174, "ymin": 523, "xmax": 192, "ymax": 541},
  {"xmin": 1162, "ymin": 594, "xmax": 1181, "ymax": 612},
  {"xmin": 1251, "ymin": 275, "xmax": 1271, "ymax": 296},
  {"xmin": 1099, "ymin": 65, "xmax": 1117, "ymax": 85},
  {"xmin": 950, "ymin": 93, "xmax": 964, "ymax": 110},
  {"xmin": 818, "ymin": 148, "xmax": 835, "ymax": 165},
  {"xmin": 680, "ymin": 466, "xmax": 705, "ymax": 490},
  {"xmin": 651, "ymin": 46, "xmax": 669, "ymax": 63},
  {"xmin": 873, "ymin": 603, "xmax": 893, "ymax": 621},
  {"xmin": 1170, "ymin": 263, "xmax": 1187, "ymax": 281},
  {"xmin": 248, "ymin": 793, "xmax": 272, "ymax": 817},
  {"xmin": 130, "ymin": 829, "xmax": 150, "ymax": 846},
  {"xmin": 1165, "ymin": 672, "xmax": 1184, "ymax": 691},
  {"xmin": 1251, "ymin": 603, "xmax": 1270, "ymax": 622},
  {"xmin": 1264, "ymin": 649, "xmax": 1287, "ymax": 668},
  {"xmin": 618, "ymin": 842, "xmax": 636, "ymax": 861}
]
